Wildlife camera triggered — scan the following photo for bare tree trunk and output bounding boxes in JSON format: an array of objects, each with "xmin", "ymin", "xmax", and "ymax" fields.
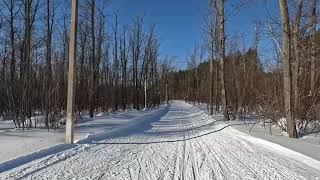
[
  {"xmin": 232, "ymin": 54, "xmax": 241, "ymax": 118},
  {"xmin": 9, "ymin": 0, "xmax": 15, "ymax": 83},
  {"xmin": 215, "ymin": 62, "xmax": 219, "ymax": 112},
  {"xmin": 311, "ymin": 0, "xmax": 317, "ymax": 95},
  {"xmin": 279, "ymin": 0, "xmax": 298, "ymax": 138},
  {"xmin": 132, "ymin": 17, "xmax": 143, "ymax": 110},
  {"xmin": 209, "ymin": 42, "xmax": 214, "ymax": 115},
  {"xmin": 210, "ymin": 0, "xmax": 219, "ymax": 115},
  {"xmin": 121, "ymin": 29, "xmax": 127, "ymax": 110},
  {"xmin": 209, "ymin": 2, "xmax": 218, "ymax": 115},
  {"xmin": 292, "ymin": 0, "xmax": 303, "ymax": 117},
  {"xmin": 6, "ymin": 0, "xmax": 18, "ymax": 125},
  {"xmin": 89, "ymin": 0, "xmax": 95, "ymax": 118},
  {"xmin": 219, "ymin": 0, "xmax": 228, "ymax": 120},
  {"xmin": 60, "ymin": 12, "xmax": 69, "ymax": 110},
  {"xmin": 113, "ymin": 14, "xmax": 119, "ymax": 111},
  {"xmin": 96, "ymin": 12, "xmax": 104, "ymax": 110},
  {"xmin": 21, "ymin": 0, "xmax": 39, "ymax": 126},
  {"xmin": 44, "ymin": 0, "xmax": 53, "ymax": 128}
]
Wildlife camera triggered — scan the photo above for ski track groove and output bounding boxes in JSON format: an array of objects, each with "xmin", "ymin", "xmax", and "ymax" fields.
[{"xmin": 1, "ymin": 101, "xmax": 320, "ymax": 180}]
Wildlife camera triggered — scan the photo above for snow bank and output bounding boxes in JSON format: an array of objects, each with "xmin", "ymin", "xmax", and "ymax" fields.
[{"xmin": 235, "ymin": 131, "xmax": 320, "ymax": 171}]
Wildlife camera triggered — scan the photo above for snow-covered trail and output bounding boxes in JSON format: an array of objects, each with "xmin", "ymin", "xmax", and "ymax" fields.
[{"xmin": 1, "ymin": 101, "xmax": 320, "ymax": 180}]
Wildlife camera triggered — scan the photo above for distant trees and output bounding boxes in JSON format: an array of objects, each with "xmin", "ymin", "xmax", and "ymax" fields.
[{"xmin": 170, "ymin": 0, "xmax": 319, "ymax": 138}]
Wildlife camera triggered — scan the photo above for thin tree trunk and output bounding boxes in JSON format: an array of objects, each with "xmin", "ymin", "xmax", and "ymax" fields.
[
  {"xmin": 45, "ymin": 0, "xmax": 53, "ymax": 128},
  {"xmin": 215, "ymin": 61, "xmax": 219, "ymax": 113},
  {"xmin": 311, "ymin": 0, "xmax": 317, "ymax": 95},
  {"xmin": 113, "ymin": 14, "xmax": 119, "ymax": 111},
  {"xmin": 9, "ymin": 0, "xmax": 15, "ymax": 83},
  {"xmin": 121, "ymin": 29, "xmax": 127, "ymax": 110},
  {"xmin": 209, "ymin": 44, "xmax": 214, "ymax": 115},
  {"xmin": 89, "ymin": 0, "xmax": 95, "ymax": 118}
]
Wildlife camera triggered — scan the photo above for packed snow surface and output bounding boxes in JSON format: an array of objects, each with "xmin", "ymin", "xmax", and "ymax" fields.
[{"xmin": 1, "ymin": 101, "xmax": 320, "ymax": 179}]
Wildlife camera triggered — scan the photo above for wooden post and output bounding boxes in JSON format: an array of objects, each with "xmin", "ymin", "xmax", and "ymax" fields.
[{"xmin": 66, "ymin": 0, "xmax": 78, "ymax": 144}]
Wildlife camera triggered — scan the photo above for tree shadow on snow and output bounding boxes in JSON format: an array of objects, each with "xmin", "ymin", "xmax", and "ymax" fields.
[
  {"xmin": 0, "ymin": 106, "xmax": 169, "ymax": 174},
  {"xmin": 77, "ymin": 105, "xmax": 170, "ymax": 144},
  {"xmin": 91, "ymin": 122, "xmax": 234, "ymax": 145}
]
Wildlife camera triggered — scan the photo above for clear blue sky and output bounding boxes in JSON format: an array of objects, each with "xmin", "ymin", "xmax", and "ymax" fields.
[{"xmin": 107, "ymin": 0, "xmax": 280, "ymax": 69}]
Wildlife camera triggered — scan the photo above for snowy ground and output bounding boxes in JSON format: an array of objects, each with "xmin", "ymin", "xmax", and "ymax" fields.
[
  {"xmin": 0, "ymin": 107, "xmax": 164, "ymax": 163},
  {"xmin": 196, "ymin": 104, "xmax": 320, "ymax": 161},
  {"xmin": 1, "ymin": 101, "xmax": 320, "ymax": 179}
]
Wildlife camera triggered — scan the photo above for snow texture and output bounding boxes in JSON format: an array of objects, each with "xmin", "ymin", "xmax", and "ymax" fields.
[{"xmin": 0, "ymin": 101, "xmax": 320, "ymax": 179}]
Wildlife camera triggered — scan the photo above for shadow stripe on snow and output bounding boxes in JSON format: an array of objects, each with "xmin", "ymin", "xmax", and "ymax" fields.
[
  {"xmin": 0, "ymin": 105, "xmax": 169, "ymax": 174},
  {"xmin": 0, "ymin": 144, "xmax": 76, "ymax": 173},
  {"xmin": 77, "ymin": 105, "xmax": 169, "ymax": 144}
]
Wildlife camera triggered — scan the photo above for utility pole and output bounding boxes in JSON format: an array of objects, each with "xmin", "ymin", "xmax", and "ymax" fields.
[{"xmin": 66, "ymin": 0, "xmax": 78, "ymax": 144}]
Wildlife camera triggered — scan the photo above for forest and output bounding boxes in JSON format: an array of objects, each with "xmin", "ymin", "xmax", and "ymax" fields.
[
  {"xmin": 0, "ymin": 0, "xmax": 319, "ymax": 139},
  {"xmin": 167, "ymin": 0, "xmax": 320, "ymax": 138},
  {"xmin": 0, "ymin": 0, "xmax": 171, "ymax": 130},
  {"xmin": 1, "ymin": 0, "xmax": 320, "ymax": 179}
]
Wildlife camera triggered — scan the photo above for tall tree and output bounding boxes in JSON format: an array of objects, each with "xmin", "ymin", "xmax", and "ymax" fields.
[
  {"xmin": 219, "ymin": 0, "xmax": 228, "ymax": 120},
  {"xmin": 96, "ymin": 8, "xmax": 105, "ymax": 109},
  {"xmin": 113, "ymin": 13, "xmax": 119, "ymax": 111},
  {"xmin": 278, "ymin": 0, "xmax": 298, "ymax": 138},
  {"xmin": 21, "ymin": 0, "xmax": 39, "ymax": 127},
  {"xmin": 142, "ymin": 25, "xmax": 155, "ymax": 109},
  {"xmin": 89, "ymin": 0, "xmax": 95, "ymax": 118},
  {"xmin": 208, "ymin": 0, "xmax": 217, "ymax": 115},
  {"xmin": 131, "ymin": 16, "xmax": 143, "ymax": 110},
  {"xmin": 44, "ymin": 0, "xmax": 54, "ymax": 128},
  {"xmin": 311, "ymin": 0, "xmax": 317, "ymax": 95},
  {"xmin": 292, "ymin": 0, "xmax": 303, "ymax": 117},
  {"xmin": 4, "ymin": 0, "xmax": 18, "ymax": 83},
  {"xmin": 120, "ymin": 28, "xmax": 127, "ymax": 110}
]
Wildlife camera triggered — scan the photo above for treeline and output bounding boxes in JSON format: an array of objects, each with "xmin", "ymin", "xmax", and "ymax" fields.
[
  {"xmin": 167, "ymin": 0, "xmax": 320, "ymax": 137},
  {"xmin": 0, "ymin": 0, "xmax": 170, "ymax": 129},
  {"xmin": 169, "ymin": 48, "xmax": 261, "ymax": 112}
]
